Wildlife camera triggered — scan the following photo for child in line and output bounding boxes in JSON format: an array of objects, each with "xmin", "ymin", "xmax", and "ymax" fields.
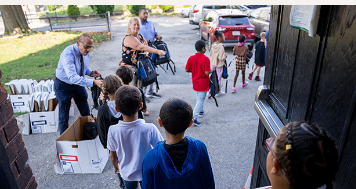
[
  {"xmin": 142, "ymin": 97, "xmax": 215, "ymax": 189},
  {"xmin": 185, "ymin": 40, "xmax": 215, "ymax": 126},
  {"xmin": 116, "ymin": 66, "xmax": 149, "ymax": 117},
  {"xmin": 258, "ymin": 121, "xmax": 339, "ymax": 189},
  {"xmin": 107, "ymin": 85, "xmax": 163, "ymax": 189},
  {"xmin": 232, "ymin": 34, "xmax": 249, "ymax": 93},
  {"xmin": 96, "ymin": 74, "xmax": 125, "ymax": 188},
  {"xmin": 210, "ymin": 30, "xmax": 228, "ymax": 96},
  {"xmin": 249, "ymin": 32, "xmax": 266, "ymax": 81}
]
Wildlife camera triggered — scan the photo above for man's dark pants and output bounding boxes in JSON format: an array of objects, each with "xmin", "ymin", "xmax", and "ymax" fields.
[{"xmin": 54, "ymin": 78, "xmax": 90, "ymax": 134}]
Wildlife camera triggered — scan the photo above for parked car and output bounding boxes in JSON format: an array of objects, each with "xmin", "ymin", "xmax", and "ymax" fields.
[
  {"xmin": 231, "ymin": 5, "xmax": 253, "ymax": 14},
  {"xmin": 199, "ymin": 9, "xmax": 255, "ymax": 51},
  {"xmin": 248, "ymin": 7, "xmax": 270, "ymax": 41},
  {"xmin": 244, "ymin": 5, "xmax": 268, "ymax": 10},
  {"xmin": 181, "ymin": 6, "xmax": 192, "ymax": 18},
  {"xmin": 189, "ymin": 5, "xmax": 232, "ymax": 25}
]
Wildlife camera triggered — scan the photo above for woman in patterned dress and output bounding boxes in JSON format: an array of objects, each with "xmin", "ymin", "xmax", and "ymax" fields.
[
  {"xmin": 232, "ymin": 34, "xmax": 249, "ymax": 93},
  {"xmin": 121, "ymin": 17, "xmax": 166, "ymax": 87}
]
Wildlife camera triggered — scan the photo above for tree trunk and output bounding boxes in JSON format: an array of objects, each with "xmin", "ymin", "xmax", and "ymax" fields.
[{"xmin": 0, "ymin": 5, "xmax": 31, "ymax": 35}]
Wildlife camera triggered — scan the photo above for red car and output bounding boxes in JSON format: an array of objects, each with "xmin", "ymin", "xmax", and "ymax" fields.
[{"xmin": 199, "ymin": 9, "xmax": 255, "ymax": 51}]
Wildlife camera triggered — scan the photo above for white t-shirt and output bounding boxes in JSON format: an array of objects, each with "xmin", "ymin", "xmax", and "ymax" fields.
[{"xmin": 107, "ymin": 119, "xmax": 163, "ymax": 181}]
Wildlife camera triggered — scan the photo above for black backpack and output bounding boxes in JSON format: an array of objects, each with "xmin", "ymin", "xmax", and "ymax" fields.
[
  {"xmin": 83, "ymin": 121, "xmax": 98, "ymax": 140},
  {"xmin": 209, "ymin": 70, "xmax": 219, "ymax": 107},
  {"xmin": 90, "ymin": 75, "xmax": 103, "ymax": 110},
  {"xmin": 150, "ymin": 40, "xmax": 176, "ymax": 75},
  {"xmin": 137, "ymin": 54, "xmax": 158, "ymax": 87},
  {"xmin": 246, "ymin": 50, "xmax": 253, "ymax": 68}
]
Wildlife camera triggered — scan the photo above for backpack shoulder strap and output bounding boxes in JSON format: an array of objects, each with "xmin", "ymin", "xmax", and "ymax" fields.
[{"xmin": 212, "ymin": 96, "xmax": 219, "ymax": 107}]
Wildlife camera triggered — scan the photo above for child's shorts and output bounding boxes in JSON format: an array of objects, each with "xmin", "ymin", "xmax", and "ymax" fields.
[{"xmin": 236, "ymin": 56, "xmax": 246, "ymax": 71}]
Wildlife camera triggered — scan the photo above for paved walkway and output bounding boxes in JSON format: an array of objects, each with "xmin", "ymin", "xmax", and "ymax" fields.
[{"xmin": 22, "ymin": 17, "xmax": 264, "ymax": 189}]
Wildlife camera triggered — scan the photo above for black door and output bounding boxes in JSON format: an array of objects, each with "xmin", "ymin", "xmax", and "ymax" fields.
[{"xmin": 252, "ymin": 5, "xmax": 356, "ymax": 188}]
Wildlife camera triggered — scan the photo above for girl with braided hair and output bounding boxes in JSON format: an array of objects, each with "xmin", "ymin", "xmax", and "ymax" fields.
[{"xmin": 259, "ymin": 121, "xmax": 339, "ymax": 189}]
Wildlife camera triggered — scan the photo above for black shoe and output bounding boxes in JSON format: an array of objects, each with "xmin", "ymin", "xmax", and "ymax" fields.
[
  {"xmin": 146, "ymin": 92, "xmax": 161, "ymax": 98},
  {"xmin": 146, "ymin": 98, "xmax": 150, "ymax": 103}
]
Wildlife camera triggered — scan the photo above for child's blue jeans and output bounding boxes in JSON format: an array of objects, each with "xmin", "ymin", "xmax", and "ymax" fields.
[
  {"xmin": 193, "ymin": 91, "xmax": 207, "ymax": 120},
  {"xmin": 122, "ymin": 179, "xmax": 142, "ymax": 189}
]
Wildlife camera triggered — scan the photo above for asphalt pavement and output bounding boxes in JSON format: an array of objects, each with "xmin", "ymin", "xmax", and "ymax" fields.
[{"xmin": 21, "ymin": 16, "xmax": 265, "ymax": 189}]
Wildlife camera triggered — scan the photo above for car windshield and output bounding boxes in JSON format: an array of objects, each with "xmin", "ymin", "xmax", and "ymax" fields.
[{"xmin": 219, "ymin": 16, "xmax": 250, "ymax": 25}]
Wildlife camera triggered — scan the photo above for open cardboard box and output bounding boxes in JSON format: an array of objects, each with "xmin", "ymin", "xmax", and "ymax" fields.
[
  {"xmin": 28, "ymin": 98, "xmax": 74, "ymax": 134},
  {"xmin": 30, "ymin": 98, "xmax": 58, "ymax": 134},
  {"xmin": 54, "ymin": 116, "xmax": 109, "ymax": 174}
]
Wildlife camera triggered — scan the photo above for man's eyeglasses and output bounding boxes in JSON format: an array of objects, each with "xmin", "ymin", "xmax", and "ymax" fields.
[
  {"xmin": 79, "ymin": 40, "xmax": 94, "ymax": 50},
  {"xmin": 265, "ymin": 137, "xmax": 286, "ymax": 175}
]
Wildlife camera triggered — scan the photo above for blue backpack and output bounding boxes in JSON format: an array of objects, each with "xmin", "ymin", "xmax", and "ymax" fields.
[
  {"xmin": 136, "ymin": 54, "xmax": 158, "ymax": 88},
  {"xmin": 222, "ymin": 60, "xmax": 228, "ymax": 79}
]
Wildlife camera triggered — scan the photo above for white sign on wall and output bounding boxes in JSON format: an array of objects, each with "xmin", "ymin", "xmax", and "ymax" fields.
[{"xmin": 290, "ymin": 5, "xmax": 321, "ymax": 37}]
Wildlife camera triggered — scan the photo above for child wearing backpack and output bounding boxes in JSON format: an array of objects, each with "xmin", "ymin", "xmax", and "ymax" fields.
[
  {"xmin": 210, "ymin": 30, "xmax": 228, "ymax": 96},
  {"xmin": 249, "ymin": 32, "xmax": 266, "ymax": 81},
  {"xmin": 107, "ymin": 85, "xmax": 163, "ymax": 189},
  {"xmin": 185, "ymin": 40, "xmax": 215, "ymax": 126},
  {"xmin": 142, "ymin": 97, "xmax": 215, "ymax": 189},
  {"xmin": 97, "ymin": 74, "xmax": 125, "ymax": 188},
  {"xmin": 232, "ymin": 34, "xmax": 249, "ymax": 93},
  {"xmin": 116, "ymin": 66, "xmax": 149, "ymax": 117}
]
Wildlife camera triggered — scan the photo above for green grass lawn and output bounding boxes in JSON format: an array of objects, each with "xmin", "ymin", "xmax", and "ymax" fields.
[{"xmin": 0, "ymin": 31, "xmax": 110, "ymax": 94}]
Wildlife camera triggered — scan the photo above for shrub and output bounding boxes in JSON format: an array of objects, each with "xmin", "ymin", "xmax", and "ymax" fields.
[
  {"xmin": 127, "ymin": 5, "xmax": 145, "ymax": 15},
  {"xmin": 183, "ymin": 5, "xmax": 192, "ymax": 8},
  {"xmin": 67, "ymin": 5, "xmax": 80, "ymax": 16},
  {"xmin": 145, "ymin": 5, "xmax": 157, "ymax": 10},
  {"xmin": 89, "ymin": 5, "xmax": 95, "ymax": 11},
  {"xmin": 47, "ymin": 5, "xmax": 59, "ymax": 11},
  {"xmin": 159, "ymin": 5, "xmax": 173, "ymax": 12},
  {"xmin": 92, "ymin": 5, "xmax": 115, "ymax": 15}
]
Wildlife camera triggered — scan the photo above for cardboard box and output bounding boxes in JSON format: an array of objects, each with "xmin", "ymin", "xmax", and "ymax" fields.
[
  {"xmin": 30, "ymin": 98, "xmax": 58, "ymax": 134},
  {"xmin": 23, "ymin": 100, "xmax": 73, "ymax": 135},
  {"xmin": 54, "ymin": 116, "xmax": 108, "ymax": 174},
  {"xmin": 10, "ymin": 95, "xmax": 30, "ymax": 113},
  {"xmin": 22, "ymin": 113, "xmax": 31, "ymax": 135}
]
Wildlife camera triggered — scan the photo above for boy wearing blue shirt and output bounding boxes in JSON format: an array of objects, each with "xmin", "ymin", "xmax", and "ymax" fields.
[{"xmin": 142, "ymin": 98, "xmax": 215, "ymax": 189}]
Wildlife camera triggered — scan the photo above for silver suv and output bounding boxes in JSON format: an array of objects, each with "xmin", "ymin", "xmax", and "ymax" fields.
[{"xmin": 189, "ymin": 5, "xmax": 232, "ymax": 25}]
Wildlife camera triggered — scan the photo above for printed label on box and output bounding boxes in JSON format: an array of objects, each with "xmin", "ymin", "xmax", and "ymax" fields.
[
  {"xmin": 91, "ymin": 157, "xmax": 103, "ymax": 169},
  {"xmin": 32, "ymin": 120, "xmax": 47, "ymax": 126},
  {"xmin": 13, "ymin": 102, "xmax": 25, "ymax": 106},
  {"xmin": 32, "ymin": 126, "xmax": 42, "ymax": 133},
  {"xmin": 61, "ymin": 161, "xmax": 74, "ymax": 173},
  {"xmin": 60, "ymin": 155, "xmax": 78, "ymax": 161}
]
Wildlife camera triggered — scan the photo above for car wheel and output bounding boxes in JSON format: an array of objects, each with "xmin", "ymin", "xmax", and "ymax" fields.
[{"xmin": 207, "ymin": 35, "xmax": 212, "ymax": 51}]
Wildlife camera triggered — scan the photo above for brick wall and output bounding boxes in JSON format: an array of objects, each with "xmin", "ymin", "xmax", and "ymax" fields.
[{"xmin": 0, "ymin": 70, "xmax": 37, "ymax": 189}]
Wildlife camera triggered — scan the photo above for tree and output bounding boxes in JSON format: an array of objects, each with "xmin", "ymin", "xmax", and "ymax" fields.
[
  {"xmin": 92, "ymin": 5, "xmax": 114, "ymax": 15},
  {"xmin": 46, "ymin": 5, "xmax": 59, "ymax": 12},
  {"xmin": 127, "ymin": 5, "xmax": 144, "ymax": 15},
  {"xmin": 0, "ymin": 5, "xmax": 31, "ymax": 36},
  {"xmin": 67, "ymin": 5, "xmax": 80, "ymax": 16}
]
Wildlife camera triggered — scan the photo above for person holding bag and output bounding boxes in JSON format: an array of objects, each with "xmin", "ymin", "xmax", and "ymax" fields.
[
  {"xmin": 209, "ymin": 30, "xmax": 228, "ymax": 97},
  {"xmin": 120, "ymin": 17, "xmax": 165, "ymax": 87}
]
